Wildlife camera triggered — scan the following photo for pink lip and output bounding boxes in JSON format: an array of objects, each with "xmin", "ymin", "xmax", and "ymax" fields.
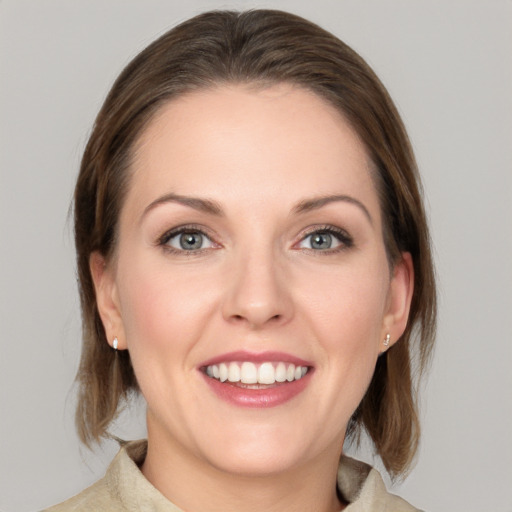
[
  {"xmin": 199, "ymin": 350, "xmax": 312, "ymax": 368},
  {"xmin": 198, "ymin": 351, "xmax": 314, "ymax": 409}
]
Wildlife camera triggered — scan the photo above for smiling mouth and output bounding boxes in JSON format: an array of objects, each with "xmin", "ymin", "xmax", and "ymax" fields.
[{"xmin": 204, "ymin": 361, "xmax": 310, "ymax": 386}]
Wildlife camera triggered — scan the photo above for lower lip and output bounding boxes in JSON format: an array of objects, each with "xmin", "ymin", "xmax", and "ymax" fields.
[{"xmin": 201, "ymin": 371, "xmax": 312, "ymax": 408}]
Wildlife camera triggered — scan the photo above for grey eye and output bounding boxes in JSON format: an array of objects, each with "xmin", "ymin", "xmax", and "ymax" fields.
[
  {"xmin": 298, "ymin": 230, "xmax": 345, "ymax": 251},
  {"xmin": 179, "ymin": 232, "xmax": 203, "ymax": 250},
  {"xmin": 167, "ymin": 231, "xmax": 213, "ymax": 251},
  {"xmin": 310, "ymin": 232, "xmax": 333, "ymax": 250}
]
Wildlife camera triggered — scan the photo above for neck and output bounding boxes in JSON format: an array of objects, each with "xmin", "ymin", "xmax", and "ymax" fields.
[{"xmin": 141, "ymin": 425, "xmax": 346, "ymax": 512}]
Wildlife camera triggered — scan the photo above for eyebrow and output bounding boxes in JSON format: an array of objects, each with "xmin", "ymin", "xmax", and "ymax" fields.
[
  {"xmin": 142, "ymin": 192, "xmax": 372, "ymax": 224},
  {"xmin": 293, "ymin": 194, "xmax": 373, "ymax": 224},
  {"xmin": 142, "ymin": 193, "xmax": 224, "ymax": 218}
]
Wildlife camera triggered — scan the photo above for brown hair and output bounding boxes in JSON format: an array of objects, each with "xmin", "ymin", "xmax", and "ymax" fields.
[{"xmin": 74, "ymin": 9, "xmax": 436, "ymax": 478}]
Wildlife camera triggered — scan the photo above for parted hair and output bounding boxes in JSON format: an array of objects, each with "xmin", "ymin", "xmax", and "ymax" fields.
[{"xmin": 74, "ymin": 9, "xmax": 436, "ymax": 478}]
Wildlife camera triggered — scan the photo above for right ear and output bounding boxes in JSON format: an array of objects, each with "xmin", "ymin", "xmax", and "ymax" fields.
[{"xmin": 89, "ymin": 251, "xmax": 126, "ymax": 350}]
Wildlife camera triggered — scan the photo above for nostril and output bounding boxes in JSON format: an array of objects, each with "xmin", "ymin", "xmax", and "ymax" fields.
[{"xmin": 229, "ymin": 312, "xmax": 282, "ymax": 325}]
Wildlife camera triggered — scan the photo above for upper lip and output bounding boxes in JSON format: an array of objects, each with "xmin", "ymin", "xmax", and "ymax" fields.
[{"xmin": 199, "ymin": 350, "xmax": 313, "ymax": 368}]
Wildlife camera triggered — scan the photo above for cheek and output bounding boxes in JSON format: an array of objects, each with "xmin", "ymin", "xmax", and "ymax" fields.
[
  {"xmin": 115, "ymin": 254, "xmax": 221, "ymax": 362},
  {"xmin": 313, "ymin": 285, "xmax": 383, "ymax": 381},
  {"xmin": 297, "ymin": 259, "xmax": 389, "ymax": 342},
  {"xmin": 296, "ymin": 259, "xmax": 388, "ymax": 393}
]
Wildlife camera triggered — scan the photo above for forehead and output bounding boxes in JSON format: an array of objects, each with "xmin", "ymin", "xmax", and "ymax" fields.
[{"xmin": 127, "ymin": 84, "xmax": 379, "ymax": 217}]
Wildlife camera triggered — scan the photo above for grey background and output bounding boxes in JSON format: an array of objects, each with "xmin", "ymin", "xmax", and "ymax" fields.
[{"xmin": 1, "ymin": 1, "xmax": 511, "ymax": 511}]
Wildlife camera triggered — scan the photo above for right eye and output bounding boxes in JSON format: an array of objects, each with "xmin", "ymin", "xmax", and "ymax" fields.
[{"xmin": 161, "ymin": 229, "xmax": 215, "ymax": 252}]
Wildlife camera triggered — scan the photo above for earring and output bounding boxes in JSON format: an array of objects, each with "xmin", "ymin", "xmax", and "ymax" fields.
[
  {"xmin": 112, "ymin": 337, "xmax": 119, "ymax": 350},
  {"xmin": 383, "ymin": 334, "xmax": 390, "ymax": 347}
]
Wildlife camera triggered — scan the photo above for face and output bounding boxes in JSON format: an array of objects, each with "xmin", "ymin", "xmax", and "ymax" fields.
[{"xmin": 93, "ymin": 84, "xmax": 412, "ymax": 477}]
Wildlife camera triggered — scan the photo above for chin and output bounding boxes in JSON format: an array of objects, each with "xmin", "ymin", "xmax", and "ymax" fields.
[
  {"xmin": 205, "ymin": 446, "xmax": 302, "ymax": 477},
  {"xmin": 193, "ymin": 422, "xmax": 320, "ymax": 477}
]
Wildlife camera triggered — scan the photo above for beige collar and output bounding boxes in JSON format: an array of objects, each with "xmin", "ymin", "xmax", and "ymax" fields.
[{"xmin": 106, "ymin": 440, "xmax": 418, "ymax": 512}]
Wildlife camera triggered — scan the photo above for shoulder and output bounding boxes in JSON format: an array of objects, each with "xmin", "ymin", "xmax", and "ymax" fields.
[
  {"xmin": 43, "ymin": 440, "xmax": 155, "ymax": 512},
  {"xmin": 43, "ymin": 440, "xmax": 179, "ymax": 511},
  {"xmin": 43, "ymin": 476, "xmax": 115, "ymax": 511},
  {"xmin": 338, "ymin": 456, "xmax": 422, "ymax": 512}
]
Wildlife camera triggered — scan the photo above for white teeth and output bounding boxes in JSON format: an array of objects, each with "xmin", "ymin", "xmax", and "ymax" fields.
[
  {"xmin": 205, "ymin": 361, "xmax": 309, "ymax": 385},
  {"xmin": 227, "ymin": 362, "xmax": 240, "ymax": 382},
  {"xmin": 219, "ymin": 363, "xmax": 228, "ymax": 382},
  {"xmin": 275, "ymin": 362, "xmax": 287, "ymax": 382},
  {"xmin": 240, "ymin": 362, "xmax": 258, "ymax": 384},
  {"xmin": 258, "ymin": 362, "xmax": 275, "ymax": 385}
]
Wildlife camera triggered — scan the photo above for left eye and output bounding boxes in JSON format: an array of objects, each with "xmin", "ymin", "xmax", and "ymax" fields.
[
  {"xmin": 166, "ymin": 231, "xmax": 214, "ymax": 251},
  {"xmin": 298, "ymin": 230, "xmax": 345, "ymax": 251}
]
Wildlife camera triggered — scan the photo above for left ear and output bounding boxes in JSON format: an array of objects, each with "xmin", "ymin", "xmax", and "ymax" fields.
[{"xmin": 382, "ymin": 252, "xmax": 414, "ymax": 348}]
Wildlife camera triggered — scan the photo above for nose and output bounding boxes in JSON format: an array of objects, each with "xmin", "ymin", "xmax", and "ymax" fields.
[{"xmin": 222, "ymin": 250, "xmax": 294, "ymax": 329}]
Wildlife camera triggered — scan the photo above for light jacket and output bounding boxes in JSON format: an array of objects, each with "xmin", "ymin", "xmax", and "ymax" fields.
[{"xmin": 45, "ymin": 439, "xmax": 421, "ymax": 511}]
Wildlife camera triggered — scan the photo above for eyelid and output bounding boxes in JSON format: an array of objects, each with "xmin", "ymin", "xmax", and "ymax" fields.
[
  {"xmin": 294, "ymin": 224, "xmax": 354, "ymax": 251},
  {"xmin": 157, "ymin": 224, "xmax": 221, "ymax": 252},
  {"xmin": 156, "ymin": 223, "xmax": 352, "ymax": 254}
]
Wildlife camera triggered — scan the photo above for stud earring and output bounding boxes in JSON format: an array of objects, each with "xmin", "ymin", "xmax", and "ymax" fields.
[
  {"xmin": 112, "ymin": 337, "xmax": 119, "ymax": 350},
  {"xmin": 383, "ymin": 334, "xmax": 390, "ymax": 347}
]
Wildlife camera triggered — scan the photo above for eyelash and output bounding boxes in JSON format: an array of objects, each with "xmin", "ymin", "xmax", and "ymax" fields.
[
  {"xmin": 158, "ymin": 224, "xmax": 218, "ymax": 255},
  {"xmin": 157, "ymin": 224, "xmax": 354, "ymax": 255},
  {"xmin": 298, "ymin": 225, "xmax": 354, "ymax": 253}
]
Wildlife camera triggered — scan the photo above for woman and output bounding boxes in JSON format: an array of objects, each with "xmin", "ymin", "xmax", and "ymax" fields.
[{"xmin": 47, "ymin": 9, "xmax": 436, "ymax": 511}]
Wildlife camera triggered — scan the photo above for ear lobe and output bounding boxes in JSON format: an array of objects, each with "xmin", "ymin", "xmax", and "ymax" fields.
[
  {"xmin": 89, "ymin": 251, "xmax": 126, "ymax": 350},
  {"xmin": 383, "ymin": 252, "xmax": 414, "ymax": 347}
]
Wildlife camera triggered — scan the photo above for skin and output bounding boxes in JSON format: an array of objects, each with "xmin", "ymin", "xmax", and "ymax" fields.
[{"xmin": 91, "ymin": 84, "xmax": 414, "ymax": 512}]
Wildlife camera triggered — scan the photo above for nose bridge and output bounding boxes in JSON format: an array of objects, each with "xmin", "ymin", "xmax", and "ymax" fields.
[{"xmin": 223, "ymin": 241, "xmax": 292, "ymax": 328}]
